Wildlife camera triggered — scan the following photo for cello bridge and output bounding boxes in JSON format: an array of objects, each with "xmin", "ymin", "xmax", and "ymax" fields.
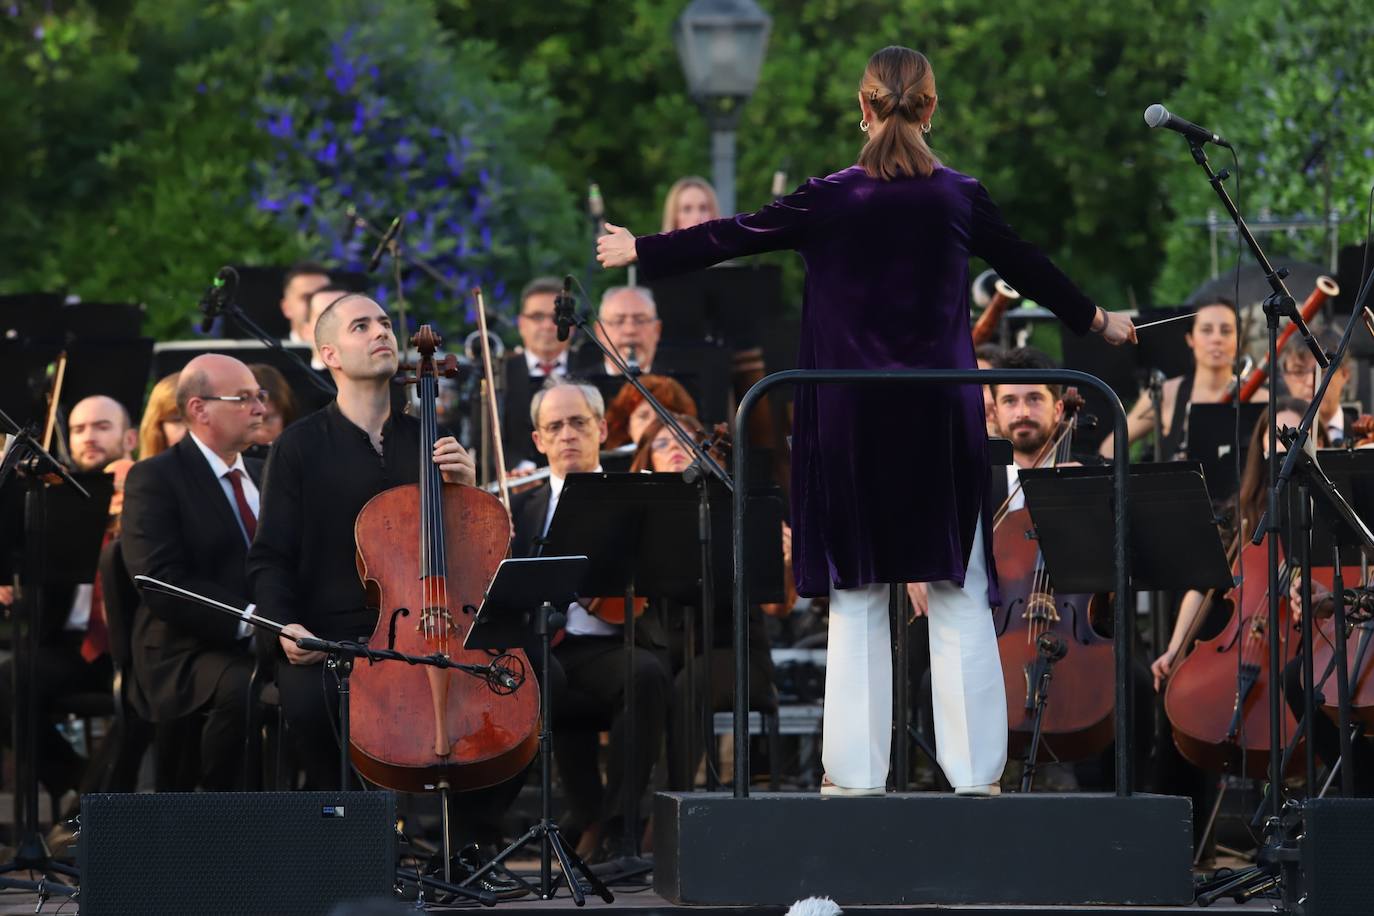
[{"xmin": 1024, "ymin": 592, "xmax": 1060, "ymax": 623}]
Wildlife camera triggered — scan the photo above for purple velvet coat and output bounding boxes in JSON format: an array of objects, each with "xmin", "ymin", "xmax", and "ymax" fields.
[{"xmin": 635, "ymin": 166, "xmax": 1097, "ymax": 601}]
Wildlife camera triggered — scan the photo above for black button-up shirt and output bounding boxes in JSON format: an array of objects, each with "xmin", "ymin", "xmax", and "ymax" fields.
[{"xmin": 248, "ymin": 402, "xmax": 438, "ymax": 641}]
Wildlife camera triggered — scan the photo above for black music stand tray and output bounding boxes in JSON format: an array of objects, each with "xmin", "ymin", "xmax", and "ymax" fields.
[
  {"xmin": 461, "ymin": 556, "xmax": 613, "ymax": 906},
  {"xmin": 1186, "ymin": 402, "xmax": 1266, "ymax": 501},
  {"xmin": 1019, "ymin": 462, "xmax": 1234, "ymax": 594}
]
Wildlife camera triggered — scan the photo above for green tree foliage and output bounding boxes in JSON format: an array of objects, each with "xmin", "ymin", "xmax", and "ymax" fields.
[
  {"xmin": 438, "ymin": 0, "xmax": 1199, "ymax": 308},
  {"xmin": 1, "ymin": 0, "xmax": 581, "ymax": 338},
  {"xmin": 1152, "ymin": 0, "xmax": 1374, "ymax": 303}
]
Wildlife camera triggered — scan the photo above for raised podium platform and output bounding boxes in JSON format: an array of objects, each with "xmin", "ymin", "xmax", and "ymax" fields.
[{"xmin": 655, "ymin": 791, "xmax": 1193, "ymax": 907}]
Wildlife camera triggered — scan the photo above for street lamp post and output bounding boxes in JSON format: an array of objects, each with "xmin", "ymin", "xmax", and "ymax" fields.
[{"xmin": 673, "ymin": 0, "xmax": 771, "ymax": 217}]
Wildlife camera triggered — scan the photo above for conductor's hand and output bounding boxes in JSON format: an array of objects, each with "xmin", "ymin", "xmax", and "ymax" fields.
[
  {"xmin": 279, "ymin": 623, "xmax": 328, "ymax": 666},
  {"xmin": 597, "ymin": 223, "xmax": 637, "ymax": 268},
  {"xmin": 906, "ymin": 582, "xmax": 929, "ymax": 618},
  {"xmin": 434, "ymin": 436, "xmax": 476, "ymax": 486},
  {"xmin": 1092, "ymin": 307, "xmax": 1137, "ymax": 346}
]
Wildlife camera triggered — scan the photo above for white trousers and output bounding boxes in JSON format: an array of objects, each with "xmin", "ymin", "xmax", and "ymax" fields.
[{"xmin": 822, "ymin": 517, "xmax": 1008, "ymax": 789}]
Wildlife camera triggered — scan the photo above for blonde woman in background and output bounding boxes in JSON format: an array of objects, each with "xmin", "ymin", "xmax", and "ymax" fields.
[{"xmin": 662, "ymin": 176, "xmax": 720, "ymax": 232}]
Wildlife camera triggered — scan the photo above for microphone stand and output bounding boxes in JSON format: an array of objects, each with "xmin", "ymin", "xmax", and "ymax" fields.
[
  {"xmin": 201, "ymin": 268, "xmax": 337, "ymax": 398},
  {"xmin": 346, "ymin": 208, "xmax": 518, "ymax": 336},
  {"xmin": 555, "ymin": 290, "xmax": 734, "ymax": 865},
  {"xmin": 0, "ymin": 408, "xmax": 89, "ymax": 899},
  {"xmin": 131, "ymin": 576, "xmax": 518, "ymax": 906},
  {"xmin": 1186, "ymin": 132, "xmax": 1367, "ymax": 911}
]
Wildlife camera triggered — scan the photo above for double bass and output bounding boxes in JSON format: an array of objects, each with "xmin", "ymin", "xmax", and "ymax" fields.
[
  {"xmin": 993, "ymin": 390, "xmax": 1116, "ymax": 761},
  {"xmin": 349, "ymin": 325, "xmax": 540, "ymax": 791}
]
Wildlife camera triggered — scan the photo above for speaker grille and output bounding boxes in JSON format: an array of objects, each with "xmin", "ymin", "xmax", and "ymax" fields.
[
  {"xmin": 79, "ymin": 791, "xmax": 396, "ymax": 916},
  {"xmin": 1301, "ymin": 798, "xmax": 1374, "ymax": 916}
]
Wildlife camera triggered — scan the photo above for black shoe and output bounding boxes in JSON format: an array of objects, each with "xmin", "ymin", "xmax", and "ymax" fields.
[{"xmin": 440, "ymin": 844, "xmax": 529, "ymax": 900}]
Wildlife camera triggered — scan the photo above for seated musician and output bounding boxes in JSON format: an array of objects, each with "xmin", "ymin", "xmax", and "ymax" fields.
[
  {"xmin": 0, "ymin": 395, "xmax": 135, "ymax": 808},
  {"xmin": 1152, "ymin": 397, "xmax": 1326, "ymax": 690},
  {"xmin": 984, "ymin": 347, "xmax": 1153, "ymax": 789},
  {"xmin": 279, "ymin": 261, "xmax": 331, "ymax": 348},
  {"xmin": 626, "ymin": 413, "xmax": 776, "ymax": 790},
  {"xmin": 1101, "ymin": 299, "xmax": 1260, "ymax": 459},
  {"xmin": 572, "ymin": 286, "xmax": 663, "ymax": 377},
  {"xmin": 121, "ymin": 358, "xmax": 264, "ymax": 790},
  {"xmin": 246, "ymin": 295, "xmax": 533, "ymax": 889},
  {"xmin": 138, "ymin": 372, "xmax": 186, "ymax": 458},
  {"xmin": 1279, "ymin": 326, "xmax": 1355, "ymax": 446},
  {"xmin": 502, "ymin": 277, "xmax": 574, "ymax": 470},
  {"xmin": 976, "ymin": 342, "xmax": 1006, "ymax": 439},
  {"xmin": 508, "ymin": 377, "xmax": 670, "ymax": 862},
  {"xmin": 603, "ymin": 374, "xmax": 698, "ymax": 451}
]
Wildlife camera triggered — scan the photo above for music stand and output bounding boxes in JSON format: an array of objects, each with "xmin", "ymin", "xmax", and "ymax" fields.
[
  {"xmin": 1019, "ymin": 462, "xmax": 1233, "ymax": 594},
  {"xmin": 540, "ymin": 473, "xmax": 781, "ymax": 871},
  {"xmin": 459, "ymin": 556, "xmax": 613, "ymax": 905},
  {"xmin": 1186, "ymin": 403, "xmax": 1266, "ymax": 500}
]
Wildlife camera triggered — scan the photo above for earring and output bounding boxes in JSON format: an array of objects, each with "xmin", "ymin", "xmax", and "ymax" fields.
[
  {"xmin": 921, "ymin": 121, "xmax": 931, "ymax": 134},
  {"xmin": 860, "ymin": 118, "xmax": 870, "ymax": 133}
]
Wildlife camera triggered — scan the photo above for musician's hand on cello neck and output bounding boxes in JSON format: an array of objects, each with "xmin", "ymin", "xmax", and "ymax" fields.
[
  {"xmin": 1287, "ymin": 575, "xmax": 1334, "ymax": 623},
  {"xmin": 279, "ymin": 622, "xmax": 328, "ymax": 666},
  {"xmin": 433, "ymin": 436, "xmax": 476, "ymax": 486}
]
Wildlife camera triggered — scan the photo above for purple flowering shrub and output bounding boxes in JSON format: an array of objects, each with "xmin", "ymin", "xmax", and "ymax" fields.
[{"xmin": 252, "ymin": 6, "xmax": 582, "ymax": 336}]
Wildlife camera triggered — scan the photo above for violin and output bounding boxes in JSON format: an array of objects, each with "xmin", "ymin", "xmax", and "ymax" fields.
[
  {"xmin": 993, "ymin": 388, "xmax": 1116, "ymax": 761},
  {"xmin": 348, "ymin": 325, "xmax": 540, "ymax": 791}
]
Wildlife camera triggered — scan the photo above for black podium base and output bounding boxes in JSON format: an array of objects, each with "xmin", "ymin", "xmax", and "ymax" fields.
[{"xmin": 654, "ymin": 791, "xmax": 1193, "ymax": 907}]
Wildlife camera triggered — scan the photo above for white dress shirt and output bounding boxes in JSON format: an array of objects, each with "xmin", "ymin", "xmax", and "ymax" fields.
[
  {"xmin": 525, "ymin": 350, "xmax": 569, "ymax": 377},
  {"xmin": 545, "ymin": 467, "xmax": 618, "ymax": 637}
]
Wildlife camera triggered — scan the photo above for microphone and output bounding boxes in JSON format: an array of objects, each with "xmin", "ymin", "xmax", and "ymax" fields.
[
  {"xmin": 771, "ymin": 166, "xmax": 788, "ymax": 199},
  {"xmin": 587, "ymin": 183, "xmax": 604, "ymax": 222},
  {"xmin": 554, "ymin": 274, "xmax": 576, "ymax": 342},
  {"xmin": 625, "ymin": 345, "xmax": 640, "ymax": 376},
  {"xmin": 366, "ymin": 215, "xmax": 403, "ymax": 272},
  {"xmin": 198, "ymin": 267, "xmax": 234, "ymax": 335},
  {"xmin": 1143, "ymin": 104, "xmax": 1231, "ymax": 149},
  {"xmin": 340, "ymin": 205, "xmax": 360, "ymax": 244}
]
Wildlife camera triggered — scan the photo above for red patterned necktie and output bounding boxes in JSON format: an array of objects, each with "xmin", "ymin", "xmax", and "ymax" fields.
[
  {"xmin": 538, "ymin": 360, "xmax": 558, "ymax": 376},
  {"xmin": 224, "ymin": 469, "xmax": 258, "ymax": 542}
]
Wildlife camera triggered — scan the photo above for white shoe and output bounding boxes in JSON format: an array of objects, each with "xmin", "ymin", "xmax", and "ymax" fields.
[
  {"xmin": 953, "ymin": 783, "xmax": 1001, "ymax": 797},
  {"xmin": 820, "ymin": 775, "xmax": 884, "ymax": 797}
]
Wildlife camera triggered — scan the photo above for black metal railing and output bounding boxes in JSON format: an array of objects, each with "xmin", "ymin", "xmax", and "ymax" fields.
[{"xmin": 731, "ymin": 369, "xmax": 1131, "ymax": 797}]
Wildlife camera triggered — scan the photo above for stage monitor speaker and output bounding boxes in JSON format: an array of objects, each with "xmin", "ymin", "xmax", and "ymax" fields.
[
  {"xmin": 79, "ymin": 791, "xmax": 396, "ymax": 916},
  {"xmin": 1299, "ymin": 797, "xmax": 1374, "ymax": 916}
]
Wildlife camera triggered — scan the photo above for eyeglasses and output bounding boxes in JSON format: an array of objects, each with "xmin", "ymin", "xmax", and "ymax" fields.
[
  {"xmin": 520, "ymin": 311, "xmax": 556, "ymax": 324},
  {"xmin": 650, "ymin": 437, "xmax": 686, "ymax": 453},
  {"xmin": 602, "ymin": 315, "xmax": 656, "ymax": 329},
  {"xmin": 1281, "ymin": 365, "xmax": 1316, "ymax": 378},
  {"xmin": 539, "ymin": 415, "xmax": 595, "ymax": 435},
  {"xmin": 202, "ymin": 389, "xmax": 270, "ymax": 406}
]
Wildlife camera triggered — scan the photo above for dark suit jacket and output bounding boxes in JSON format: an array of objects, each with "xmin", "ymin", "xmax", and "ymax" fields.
[
  {"xmin": 509, "ymin": 481, "xmax": 667, "ymax": 650},
  {"xmin": 500, "ymin": 350, "xmax": 546, "ymax": 470},
  {"xmin": 120, "ymin": 436, "xmax": 261, "ymax": 721}
]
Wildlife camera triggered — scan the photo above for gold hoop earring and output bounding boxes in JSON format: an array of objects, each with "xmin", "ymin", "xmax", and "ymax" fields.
[
  {"xmin": 921, "ymin": 121, "xmax": 931, "ymax": 134},
  {"xmin": 860, "ymin": 118, "xmax": 870, "ymax": 133}
]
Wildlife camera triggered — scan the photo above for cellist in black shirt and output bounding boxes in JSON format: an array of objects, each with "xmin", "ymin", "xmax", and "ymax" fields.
[{"xmin": 247, "ymin": 294, "xmax": 543, "ymax": 888}]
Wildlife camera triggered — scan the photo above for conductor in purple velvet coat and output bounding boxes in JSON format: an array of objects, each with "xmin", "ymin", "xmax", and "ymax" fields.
[{"xmin": 598, "ymin": 46, "xmax": 1137, "ymax": 796}]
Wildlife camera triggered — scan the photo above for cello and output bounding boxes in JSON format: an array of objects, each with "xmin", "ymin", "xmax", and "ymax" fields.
[
  {"xmin": 993, "ymin": 389, "xmax": 1116, "ymax": 762},
  {"xmin": 349, "ymin": 324, "xmax": 540, "ymax": 791}
]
